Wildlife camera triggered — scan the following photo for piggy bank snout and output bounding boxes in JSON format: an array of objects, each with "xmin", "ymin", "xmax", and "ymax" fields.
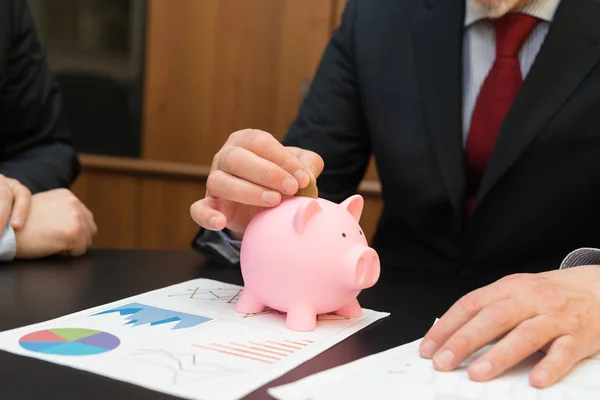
[{"xmin": 350, "ymin": 247, "xmax": 380, "ymax": 289}]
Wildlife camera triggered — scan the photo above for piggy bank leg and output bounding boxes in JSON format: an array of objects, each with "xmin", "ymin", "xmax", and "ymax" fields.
[
  {"xmin": 286, "ymin": 304, "xmax": 317, "ymax": 332},
  {"xmin": 234, "ymin": 290, "xmax": 265, "ymax": 314},
  {"xmin": 334, "ymin": 298, "xmax": 363, "ymax": 318}
]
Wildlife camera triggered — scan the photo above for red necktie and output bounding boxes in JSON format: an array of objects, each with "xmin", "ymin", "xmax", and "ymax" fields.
[{"xmin": 464, "ymin": 13, "xmax": 539, "ymax": 216}]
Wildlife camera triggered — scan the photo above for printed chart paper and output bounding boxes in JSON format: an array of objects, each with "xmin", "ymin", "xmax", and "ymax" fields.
[
  {"xmin": 268, "ymin": 336, "xmax": 600, "ymax": 400},
  {"xmin": 0, "ymin": 278, "xmax": 388, "ymax": 400}
]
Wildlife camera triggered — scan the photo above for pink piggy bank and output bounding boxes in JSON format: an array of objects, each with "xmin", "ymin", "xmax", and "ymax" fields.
[{"xmin": 234, "ymin": 194, "xmax": 381, "ymax": 331}]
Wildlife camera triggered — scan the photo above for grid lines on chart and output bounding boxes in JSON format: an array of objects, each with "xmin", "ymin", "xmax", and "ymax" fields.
[
  {"xmin": 193, "ymin": 339, "xmax": 313, "ymax": 364},
  {"xmin": 168, "ymin": 288, "xmax": 242, "ymax": 303}
]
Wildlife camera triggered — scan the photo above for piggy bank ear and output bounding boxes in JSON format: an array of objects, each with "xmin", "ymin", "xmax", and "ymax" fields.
[
  {"xmin": 341, "ymin": 195, "xmax": 364, "ymax": 222},
  {"xmin": 293, "ymin": 198, "xmax": 322, "ymax": 233}
]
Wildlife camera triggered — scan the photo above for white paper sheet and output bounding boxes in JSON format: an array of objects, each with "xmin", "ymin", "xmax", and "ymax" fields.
[
  {"xmin": 0, "ymin": 278, "xmax": 389, "ymax": 400},
  {"xmin": 268, "ymin": 334, "xmax": 600, "ymax": 400}
]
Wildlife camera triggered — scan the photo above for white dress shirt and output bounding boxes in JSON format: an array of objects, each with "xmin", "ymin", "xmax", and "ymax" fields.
[{"xmin": 0, "ymin": 221, "xmax": 15, "ymax": 262}]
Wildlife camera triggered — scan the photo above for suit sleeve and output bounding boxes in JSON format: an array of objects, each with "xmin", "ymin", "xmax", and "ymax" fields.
[
  {"xmin": 0, "ymin": 0, "xmax": 80, "ymax": 194},
  {"xmin": 282, "ymin": 0, "xmax": 371, "ymax": 203}
]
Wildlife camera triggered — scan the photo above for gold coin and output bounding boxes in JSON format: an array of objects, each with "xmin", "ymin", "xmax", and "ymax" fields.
[{"xmin": 294, "ymin": 178, "xmax": 318, "ymax": 198}]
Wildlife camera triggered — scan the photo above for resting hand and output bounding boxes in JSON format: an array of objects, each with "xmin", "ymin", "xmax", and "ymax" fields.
[
  {"xmin": 419, "ymin": 266, "xmax": 600, "ymax": 388},
  {"xmin": 0, "ymin": 174, "xmax": 32, "ymax": 232},
  {"xmin": 190, "ymin": 129, "xmax": 323, "ymax": 233},
  {"xmin": 15, "ymin": 188, "xmax": 97, "ymax": 258}
]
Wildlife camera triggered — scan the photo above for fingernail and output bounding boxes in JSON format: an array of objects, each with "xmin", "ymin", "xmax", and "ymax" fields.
[
  {"xmin": 470, "ymin": 360, "xmax": 492, "ymax": 378},
  {"xmin": 209, "ymin": 216, "xmax": 219, "ymax": 229},
  {"xmin": 11, "ymin": 217, "xmax": 20, "ymax": 227},
  {"xmin": 420, "ymin": 339, "xmax": 437, "ymax": 358},
  {"xmin": 283, "ymin": 177, "xmax": 297, "ymax": 194},
  {"xmin": 434, "ymin": 350, "xmax": 455, "ymax": 369},
  {"xmin": 262, "ymin": 191, "xmax": 279, "ymax": 205},
  {"xmin": 294, "ymin": 169, "xmax": 309, "ymax": 186}
]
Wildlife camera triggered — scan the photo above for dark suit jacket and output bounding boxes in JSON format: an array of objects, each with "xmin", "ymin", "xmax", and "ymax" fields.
[
  {"xmin": 280, "ymin": 0, "xmax": 600, "ymax": 279},
  {"xmin": 0, "ymin": 0, "xmax": 80, "ymax": 193}
]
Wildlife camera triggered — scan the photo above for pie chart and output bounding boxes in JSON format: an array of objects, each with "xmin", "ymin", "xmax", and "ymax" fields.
[{"xmin": 19, "ymin": 328, "xmax": 120, "ymax": 356}]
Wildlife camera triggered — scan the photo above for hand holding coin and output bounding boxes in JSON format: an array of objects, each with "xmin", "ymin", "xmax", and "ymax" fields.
[{"xmin": 294, "ymin": 168, "xmax": 318, "ymax": 198}]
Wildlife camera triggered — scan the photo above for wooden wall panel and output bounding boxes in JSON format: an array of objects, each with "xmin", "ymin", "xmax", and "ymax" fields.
[
  {"xmin": 141, "ymin": 0, "xmax": 217, "ymax": 165},
  {"xmin": 362, "ymin": 195, "xmax": 383, "ymax": 244},
  {"xmin": 71, "ymin": 171, "xmax": 140, "ymax": 249},
  {"xmin": 365, "ymin": 157, "xmax": 379, "ymax": 181},
  {"xmin": 139, "ymin": 179, "xmax": 206, "ymax": 249},
  {"xmin": 142, "ymin": 0, "xmax": 334, "ymax": 165},
  {"xmin": 271, "ymin": 1, "xmax": 334, "ymax": 139},
  {"xmin": 335, "ymin": 0, "xmax": 348, "ymax": 26},
  {"xmin": 70, "ymin": 155, "xmax": 382, "ymax": 251},
  {"xmin": 69, "ymin": 1, "xmax": 384, "ymax": 252}
]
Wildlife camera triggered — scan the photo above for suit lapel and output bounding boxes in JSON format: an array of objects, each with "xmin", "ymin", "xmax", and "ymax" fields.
[
  {"xmin": 477, "ymin": 0, "xmax": 600, "ymax": 204},
  {"xmin": 411, "ymin": 0, "xmax": 467, "ymax": 223}
]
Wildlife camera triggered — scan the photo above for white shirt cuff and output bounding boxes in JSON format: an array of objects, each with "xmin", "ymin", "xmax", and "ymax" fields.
[
  {"xmin": 0, "ymin": 222, "xmax": 16, "ymax": 262},
  {"xmin": 560, "ymin": 247, "xmax": 600, "ymax": 269}
]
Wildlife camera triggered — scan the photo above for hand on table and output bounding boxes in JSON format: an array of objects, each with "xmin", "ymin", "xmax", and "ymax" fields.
[
  {"xmin": 0, "ymin": 174, "xmax": 32, "ymax": 232},
  {"xmin": 190, "ymin": 129, "xmax": 324, "ymax": 233},
  {"xmin": 419, "ymin": 266, "xmax": 600, "ymax": 388},
  {"xmin": 15, "ymin": 188, "xmax": 97, "ymax": 258}
]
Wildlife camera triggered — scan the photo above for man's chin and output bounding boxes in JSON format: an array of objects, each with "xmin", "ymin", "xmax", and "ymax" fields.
[{"xmin": 470, "ymin": 0, "xmax": 526, "ymax": 18}]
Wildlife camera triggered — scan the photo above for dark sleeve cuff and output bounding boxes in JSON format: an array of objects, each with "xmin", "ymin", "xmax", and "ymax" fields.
[
  {"xmin": 560, "ymin": 248, "xmax": 600, "ymax": 269},
  {"xmin": 191, "ymin": 228, "xmax": 241, "ymax": 268}
]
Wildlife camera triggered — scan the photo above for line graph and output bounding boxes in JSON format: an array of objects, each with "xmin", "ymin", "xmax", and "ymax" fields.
[
  {"xmin": 168, "ymin": 288, "xmax": 242, "ymax": 303},
  {"xmin": 129, "ymin": 348, "xmax": 246, "ymax": 385},
  {"xmin": 166, "ymin": 288, "xmax": 349, "ymax": 320},
  {"xmin": 193, "ymin": 339, "xmax": 313, "ymax": 364}
]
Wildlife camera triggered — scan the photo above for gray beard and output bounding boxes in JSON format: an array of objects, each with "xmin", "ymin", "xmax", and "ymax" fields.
[{"xmin": 469, "ymin": 0, "xmax": 525, "ymax": 18}]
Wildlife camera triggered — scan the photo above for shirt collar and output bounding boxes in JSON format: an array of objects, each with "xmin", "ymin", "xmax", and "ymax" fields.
[{"xmin": 464, "ymin": 0, "xmax": 561, "ymax": 26}]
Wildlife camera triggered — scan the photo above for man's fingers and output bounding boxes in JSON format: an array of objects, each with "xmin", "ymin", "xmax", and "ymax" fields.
[
  {"xmin": 420, "ymin": 283, "xmax": 510, "ymax": 358},
  {"xmin": 466, "ymin": 315, "xmax": 560, "ymax": 382},
  {"xmin": 69, "ymin": 230, "xmax": 89, "ymax": 257},
  {"xmin": 7, "ymin": 180, "xmax": 31, "ymax": 229},
  {"xmin": 190, "ymin": 197, "xmax": 228, "ymax": 231},
  {"xmin": 78, "ymin": 214, "xmax": 93, "ymax": 247},
  {"xmin": 207, "ymin": 169, "xmax": 282, "ymax": 208},
  {"xmin": 79, "ymin": 202, "xmax": 97, "ymax": 237},
  {"xmin": 430, "ymin": 298, "xmax": 536, "ymax": 372},
  {"xmin": 286, "ymin": 146, "xmax": 325, "ymax": 181},
  {"xmin": 216, "ymin": 146, "xmax": 301, "ymax": 195},
  {"xmin": 227, "ymin": 129, "xmax": 312, "ymax": 188},
  {"xmin": 529, "ymin": 334, "xmax": 581, "ymax": 388}
]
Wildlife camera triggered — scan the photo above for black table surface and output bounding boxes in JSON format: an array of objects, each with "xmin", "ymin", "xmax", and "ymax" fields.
[{"xmin": 0, "ymin": 250, "xmax": 498, "ymax": 399}]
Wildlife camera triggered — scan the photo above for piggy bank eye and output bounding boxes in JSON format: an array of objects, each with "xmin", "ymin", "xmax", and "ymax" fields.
[
  {"xmin": 359, "ymin": 230, "xmax": 363, "ymax": 235},
  {"xmin": 342, "ymin": 233, "xmax": 346, "ymax": 238}
]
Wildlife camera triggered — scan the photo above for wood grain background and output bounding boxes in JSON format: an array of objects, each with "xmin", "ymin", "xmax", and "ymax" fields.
[{"xmin": 70, "ymin": 0, "xmax": 383, "ymax": 251}]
